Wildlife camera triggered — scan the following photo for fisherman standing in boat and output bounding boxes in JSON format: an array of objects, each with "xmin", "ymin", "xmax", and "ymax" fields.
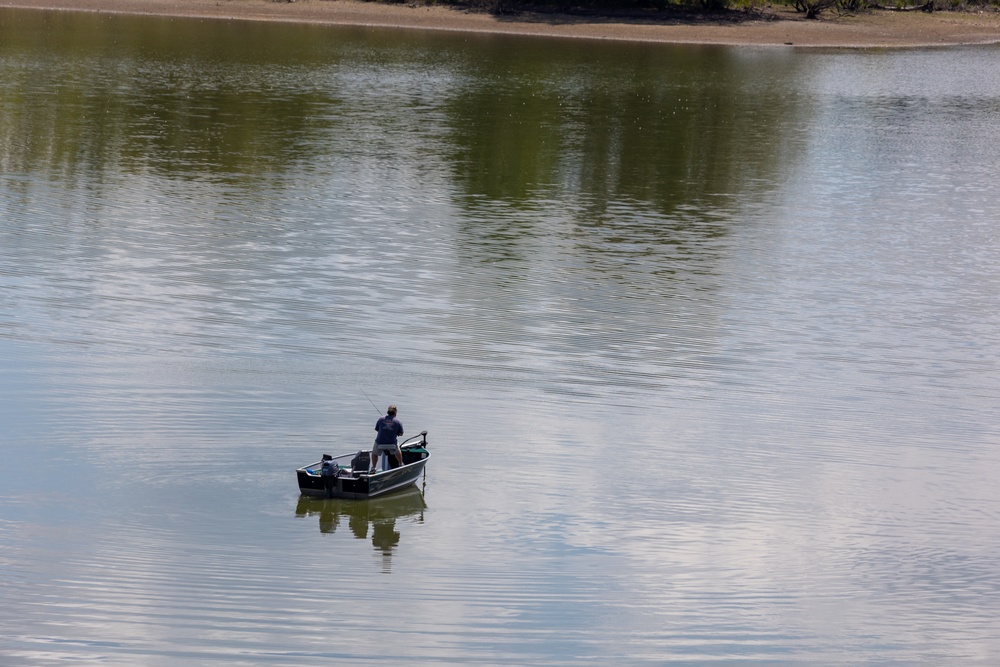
[{"xmin": 372, "ymin": 405, "xmax": 404, "ymax": 472}]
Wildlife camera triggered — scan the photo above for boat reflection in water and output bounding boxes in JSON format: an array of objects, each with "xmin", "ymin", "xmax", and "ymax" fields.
[{"xmin": 295, "ymin": 485, "xmax": 427, "ymax": 572}]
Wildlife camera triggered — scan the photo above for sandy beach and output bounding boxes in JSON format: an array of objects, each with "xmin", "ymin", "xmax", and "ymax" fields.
[{"xmin": 2, "ymin": 0, "xmax": 1000, "ymax": 47}]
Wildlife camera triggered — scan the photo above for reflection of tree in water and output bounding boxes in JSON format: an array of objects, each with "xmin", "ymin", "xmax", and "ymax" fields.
[
  {"xmin": 436, "ymin": 44, "xmax": 808, "ymax": 392},
  {"xmin": 443, "ymin": 40, "xmax": 804, "ymax": 241},
  {"xmin": 295, "ymin": 486, "xmax": 426, "ymax": 573},
  {"xmin": 0, "ymin": 11, "xmax": 338, "ymax": 183}
]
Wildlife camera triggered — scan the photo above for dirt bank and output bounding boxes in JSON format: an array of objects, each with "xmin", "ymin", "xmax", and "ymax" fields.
[{"xmin": 3, "ymin": 0, "xmax": 1000, "ymax": 47}]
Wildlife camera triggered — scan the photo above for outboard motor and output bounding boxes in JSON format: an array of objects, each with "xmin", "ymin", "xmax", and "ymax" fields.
[
  {"xmin": 320, "ymin": 455, "xmax": 338, "ymax": 477},
  {"xmin": 320, "ymin": 455, "xmax": 339, "ymax": 498}
]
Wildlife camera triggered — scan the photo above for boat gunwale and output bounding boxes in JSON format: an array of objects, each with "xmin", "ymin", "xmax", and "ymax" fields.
[{"xmin": 297, "ymin": 449, "xmax": 431, "ymax": 479}]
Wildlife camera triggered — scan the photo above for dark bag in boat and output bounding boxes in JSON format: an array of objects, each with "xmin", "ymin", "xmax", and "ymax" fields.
[{"xmin": 351, "ymin": 450, "xmax": 371, "ymax": 472}]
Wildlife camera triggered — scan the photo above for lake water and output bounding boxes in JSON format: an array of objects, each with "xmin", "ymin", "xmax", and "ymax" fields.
[{"xmin": 2, "ymin": 7, "xmax": 999, "ymax": 665}]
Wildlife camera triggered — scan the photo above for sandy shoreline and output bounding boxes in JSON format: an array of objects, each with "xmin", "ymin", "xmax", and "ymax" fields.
[{"xmin": 2, "ymin": 0, "xmax": 1000, "ymax": 47}]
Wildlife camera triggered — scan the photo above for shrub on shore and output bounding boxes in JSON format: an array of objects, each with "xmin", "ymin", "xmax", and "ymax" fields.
[{"xmin": 434, "ymin": 0, "xmax": 998, "ymax": 18}]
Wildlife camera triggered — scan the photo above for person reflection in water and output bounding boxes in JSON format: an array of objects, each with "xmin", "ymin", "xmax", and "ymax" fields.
[
  {"xmin": 297, "ymin": 489, "xmax": 425, "ymax": 574},
  {"xmin": 349, "ymin": 513, "xmax": 400, "ymax": 573},
  {"xmin": 371, "ymin": 405, "xmax": 404, "ymax": 472},
  {"xmin": 314, "ymin": 504, "xmax": 401, "ymax": 571},
  {"xmin": 371, "ymin": 520, "xmax": 400, "ymax": 573}
]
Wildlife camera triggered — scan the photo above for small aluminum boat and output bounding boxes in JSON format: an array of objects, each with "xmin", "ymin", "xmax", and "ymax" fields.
[{"xmin": 296, "ymin": 431, "xmax": 430, "ymax": 500}]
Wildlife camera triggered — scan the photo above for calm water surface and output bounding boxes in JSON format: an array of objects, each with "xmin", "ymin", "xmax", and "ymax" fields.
[{"xmin": 1, "ymin": 8, "xmax": 999, "ymax": 665}]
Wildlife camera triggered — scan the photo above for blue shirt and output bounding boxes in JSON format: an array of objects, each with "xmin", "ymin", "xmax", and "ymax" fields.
[{"xmin": 374, "ymin": 415, "xmax": 404, "ymax": 445}]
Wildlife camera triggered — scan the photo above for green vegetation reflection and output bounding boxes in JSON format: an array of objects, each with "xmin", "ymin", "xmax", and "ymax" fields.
[
  {"xmin": 0, "ymin": 10, "xmax": 344, "ymax": 183},
  {"xmin": 0, "ymin": 9, "xmax": 805, "ymax": 220}
]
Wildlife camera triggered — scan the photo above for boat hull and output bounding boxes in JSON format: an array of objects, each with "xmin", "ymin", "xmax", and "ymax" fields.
[
  {"xmin": 297, "ymin": 433, "xmax": 430, "ymax": 500},
  {"xmin": 297, "ymin": 457, "xmax": 428, "ymax": 499}
]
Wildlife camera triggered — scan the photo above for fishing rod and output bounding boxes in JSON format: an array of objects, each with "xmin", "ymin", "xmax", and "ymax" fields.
[{"xmin": 360, "ymin": 389, "xmax": 383, "ymax": 417}]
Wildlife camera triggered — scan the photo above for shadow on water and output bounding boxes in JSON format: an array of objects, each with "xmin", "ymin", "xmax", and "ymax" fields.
[{"xmin": 294, "ymin": 486, "xmax": 428, "ymax": 573}]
